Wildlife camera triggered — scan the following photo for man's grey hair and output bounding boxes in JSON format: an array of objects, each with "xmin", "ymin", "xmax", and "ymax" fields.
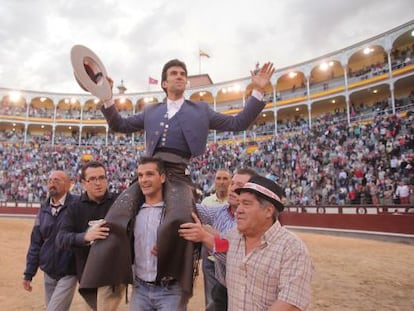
[{"xmin": 257, "ymin": 196, "xmax": 278, "ymax": 223}]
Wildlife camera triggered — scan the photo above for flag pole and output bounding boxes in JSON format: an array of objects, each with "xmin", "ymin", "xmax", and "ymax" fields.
[
  {"xmin": 198, "ymin": 50, "xmax": 201, "ymax": 74},
  {"xmin": 198, "ymin": 49, "xmax": 210, "ymax": 74}
]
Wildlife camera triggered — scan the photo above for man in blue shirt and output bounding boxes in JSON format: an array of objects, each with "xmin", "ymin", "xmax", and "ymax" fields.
[
  {"xmin": 200, "ymin": 168, "xmax": 231, "ymax": 310},
  {"xmin": 130, "ymin": 156, "xmax": 189, "ymax": 310},
  {"xmin": 195, "ymin": 167, "xmax": 257, "ymax": 311}
]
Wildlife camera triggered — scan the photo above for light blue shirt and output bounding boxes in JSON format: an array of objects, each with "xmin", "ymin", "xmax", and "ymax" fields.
[
  {"xmin": 134, "ymin": 201, "xmax": 164, "ymax": 282},
  {"xmin": 196, "ymin": 202, "xmax": 236, "ymax": 285}
]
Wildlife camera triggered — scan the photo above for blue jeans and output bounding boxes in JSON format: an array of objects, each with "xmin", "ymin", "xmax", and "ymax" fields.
[
  {"xmin": 130, "ymin": 279, "xmax": 187, "ymax": 311},
  {"xmin": 44, "ymin": 273, "xmax": 77, "ymax": 311}
]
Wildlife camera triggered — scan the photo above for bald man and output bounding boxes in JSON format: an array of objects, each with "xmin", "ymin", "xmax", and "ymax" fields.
[{"xmin": 23, "ymin": 170, "xmax": 79, "ymax": 311}]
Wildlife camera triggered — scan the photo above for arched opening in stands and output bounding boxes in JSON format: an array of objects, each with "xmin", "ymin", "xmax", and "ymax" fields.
[
  {"xmin": 311, "ymin": 96, "xmax": 347, "ymax": 122},
  {"xmin": 55, "ymin": 125, "xmax": 79, "ymax": 146},
  {"xmin": 114, "ymin": 97, "xmax": 134, "ymax": 116},
  {"xmin": 0, "ymin": 93, "xmax": 27, "ymax": 118},
  {"xmin": 0, "ymin": 121, "xmax": 25, "ymax": 143},
  {"xmin": 277, "ymin": 104, "xmax": 309, "ymax": 134},
  {"xmin": 349, "ymin": 83, "xmax": 392, "ymax": 119},
  {"xmin": 189, "ymin": 90, "xmax": 214, "ymax": 109},
  {"xmin": 56, "ymin": 98, "xmax": 81, "ymax": 120},
  {"xmin": 81, "ymin": 125, "xmax": 106, "ymax": 146},
  {"xmin": 27, "ymin": 124, "xmax": 53, "ymax": 146},
  {"xmin": 29, "ymin": 97, "xmax": 54, "ymax": 118},
  {"xmin": 135, "ymin": 96, "xmax": 158, "ymax": 113},
  {"xmin": 83, "ymin": 99, "xmax": 101, "ymax": 120}
]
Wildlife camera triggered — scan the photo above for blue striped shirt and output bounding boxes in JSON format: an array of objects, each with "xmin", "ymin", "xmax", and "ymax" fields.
[{"xmin": 196, "ymin": 203, "xmax": 236, "ymax": 285}]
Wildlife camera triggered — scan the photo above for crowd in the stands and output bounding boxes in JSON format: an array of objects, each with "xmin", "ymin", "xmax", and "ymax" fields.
[{"xmin": 1, "ymin": 97, "xmax": 413, "ymax": 206}]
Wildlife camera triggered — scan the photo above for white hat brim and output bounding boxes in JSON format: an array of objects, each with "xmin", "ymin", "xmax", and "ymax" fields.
[{"xmin": 70, "ymin": 45, "xmax": 112, "ymax": 101}]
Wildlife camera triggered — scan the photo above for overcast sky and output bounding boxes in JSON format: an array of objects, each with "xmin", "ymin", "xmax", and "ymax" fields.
[{"xmin": 0, "ymin": 0, "xmax": 413, "ymax": 94}]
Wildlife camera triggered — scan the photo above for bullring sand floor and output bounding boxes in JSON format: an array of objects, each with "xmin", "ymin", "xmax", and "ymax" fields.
[{"xmin": 1, "ymin": 217, "xmax": 413, "ymax": 311}]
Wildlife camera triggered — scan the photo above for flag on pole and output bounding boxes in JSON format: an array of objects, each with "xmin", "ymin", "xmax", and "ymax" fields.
[
  {"xmin": 199, "ymin": 49, "xmax": 210, "ymax": 58},
  {"xmin": 148, "ymin": 77, "xmax": 158, "ymax": 85}
]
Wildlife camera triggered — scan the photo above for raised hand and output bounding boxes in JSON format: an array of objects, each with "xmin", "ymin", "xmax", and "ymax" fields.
[
  {"xmin": 250, "ymin": 62, "xmax": 275, "ymax": 93},
  {"xmin": 106, "ymin": 76, "xmax": 114, "ymax": 90}
]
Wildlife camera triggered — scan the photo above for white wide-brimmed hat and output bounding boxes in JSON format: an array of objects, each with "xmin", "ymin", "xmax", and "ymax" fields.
[{"xmin": 70, "ymin": 45, "xmax": 112, "ymax": 101}]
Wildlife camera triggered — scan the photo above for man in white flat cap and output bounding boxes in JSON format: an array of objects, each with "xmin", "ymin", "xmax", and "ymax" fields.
[{"xmin": 179, "ymin": 175, "xmax": 313, "ymax": 311}]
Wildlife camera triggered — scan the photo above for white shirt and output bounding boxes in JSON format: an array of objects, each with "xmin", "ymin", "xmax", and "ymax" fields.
[
  {"xmin": 396, "ymin": 185, "xmax": 410, "ymax": 197},
  {"xmin": 50, "ymin": 194, "xmax": 67, "ymax": 216},
  {"xmin": 166, "ymin": 98, "xmax": 185, "ymax": 119},
  {"xmin": 134, "ymin": 201, "xmax": 164, "ymax": 282}
]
